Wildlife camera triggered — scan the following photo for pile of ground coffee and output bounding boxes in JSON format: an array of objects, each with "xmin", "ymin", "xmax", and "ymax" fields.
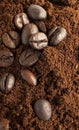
[{"xmin": 0, "ymin": 0, "xmax": 79, "ymax": 130}]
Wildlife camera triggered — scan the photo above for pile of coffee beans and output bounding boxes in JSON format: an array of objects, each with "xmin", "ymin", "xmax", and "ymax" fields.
[{"xmin": 0, "ymin": 4, "xmax": 67, "ymax": 121}]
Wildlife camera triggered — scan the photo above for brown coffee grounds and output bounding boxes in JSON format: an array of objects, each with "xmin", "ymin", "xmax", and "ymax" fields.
[
  {"xmin": 0, "ymin": 0, "xmax": 79, "ymax": 130},
  {"xmin": 51, "ymin": 0, "xmax": 79, "ymax": 6}
]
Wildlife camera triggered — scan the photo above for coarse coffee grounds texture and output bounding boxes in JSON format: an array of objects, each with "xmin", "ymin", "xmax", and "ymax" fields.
[
  {"xmin": 0, "ymin": 0, "xmax": 79, "ymax": 130},
  {"xmin": 51, "ymin": 0, "xmax": 79, "ymax": 6}
]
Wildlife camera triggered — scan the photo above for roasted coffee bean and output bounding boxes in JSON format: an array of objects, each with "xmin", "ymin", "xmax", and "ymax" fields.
[
  {"xmin": 2, "ymin": 31, "xmax": 20, "ymax": 49},
  {"xmin": 21, "ymin": 23, "xmax": 39, "ymax": 45},
  {"xmin": 0, "ymin": 119, "xmax": 9, "ymax": 130},
  {"xmin": 29, "ymin": 32, "xmax": 48, "ymax": 50},
  {"xmin": 34, "ymin": 21, "xmax": 46, "ymax": 33},
  {"xmin": 34, "ymin": 99, "xmax": 52, "ymax": 120},
  {"xmin": 48, "ymin": 26, "xmax": 67, "ymax": 45},
  {"xmin": 21, "ymin": 69, "xmax": 37, "ymax": 86},
  {"xmin": 27, "ymin": 4, "xmax": 47, "ymax": 20},
  {"xmin": 0, "ymin": 50, "xmax": 14, "ymax": 67},
  {"xmin": 0, "ymin": 73, "xmax": 15, "ymax": 93},
  {"xmin": 19, "ymin": 49, "xmax": 40, "ymax": 67},
  {"xmin": 14, "ymin": 13, "xmax": 29, "ymax": 30}
]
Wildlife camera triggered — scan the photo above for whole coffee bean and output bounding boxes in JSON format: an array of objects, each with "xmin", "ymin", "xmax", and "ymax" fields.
[
  {"xmin": 48, "ymin": 26, "xmax": 67, "ymax": 45},
  {"xmin": 0, "ymin": 119, "xmax": 9, "ymax": 130},
  {"xmin": 2, "ymin": 31, "xmax": 20, "ymax": 49},
  {"xmin": 0, "ymin": 73, "xmax": 15, "ymax": 93},
  {"xmin": 34, "ymin": 99, "xmax": 52, "ymax": 120},
  {"xmin": 27, "ymin": 4, "xmax": 47, "ymax": 20},
  {"xmin": 34, "ymin": 21, "xmax": 46, "ymax": 33},
  {"xmin": 19, "ymin": 49, "xmax": 40, "ymax": 67},
  {"xmin": 14, "ymin": 13, "xmax": 29, "ymax": 30},
  {"xmin": 29, "ymin": 32, "xmax": 48, "ymax": 50},
  {"xmin": 21, "ymin": 69, "xmax": 37, "ymax": 86},
  {"xmin": 0, "ymin": 50, "xmax": 14, "ymax": 67},
  {"xmin": 21, "ymin": 23, "xmax": 39, "ymax": 45}
]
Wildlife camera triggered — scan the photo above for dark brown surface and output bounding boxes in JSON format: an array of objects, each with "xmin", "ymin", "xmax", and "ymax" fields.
[
  {"xmin": 51, "ymin": 0, "xmax": 79, "ymax": 6},
  {"xmin": 0, "ymin": 0, "xmax": 79, "ymax": 130}
]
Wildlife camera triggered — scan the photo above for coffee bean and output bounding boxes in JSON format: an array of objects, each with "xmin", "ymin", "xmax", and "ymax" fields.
[
  {"xmin": 0, "ymin": 119, "xmax": 9, "ymax": 130},
  {"xmin": 34, "ymin": 99, "xmax": 52, "ymax": 120},
  {"xmin": 21, "ymin": 69, "xmax": 37, "ymax": 86},
  {"xmin": 14, "ymin": 13, "xmax": 29, "ymax": 30},
  {"xmin": 0, "ymin": 73, "xmax": 15, "ymax": 93},
  {"xmin": 2, "ymin": 31, "xmax": 20, "ymax": 49},
  {"xmin": 27, "ymin": 4, "xmax": 47, "ymax": 20},
  {"xmin": 21, "ymin": 23, "xmax": 39, "ymax": 45},
  {"xmin": 29, "ymin": 32, "xmax": 48, "ymax": 50},
  {"xmin": 48, "ymin": 26, "xmax": 67, "ymax": 45},
  {"xmin": 34, "ymin": 21, "xmax": 46, "ymax": 33},
  {"xmin": 0, "ymin": 50, "xmax": 14, "ymax": 67},
  {"xmin": 19, "ymin": 49, "xmax": 40, "ymax": 67}
]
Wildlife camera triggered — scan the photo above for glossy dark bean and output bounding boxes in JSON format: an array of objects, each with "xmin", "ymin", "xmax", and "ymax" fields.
[
  {"xmin": 34, "ymin": 99, "xmax": 52, "ymax": 120},
  {"xmin": 21, "ymin": 69, "xmax": 37, "ymax": 86},
  {"xmin": 29, "ymin": 32, "xmax": 48, "ymax": 50},
  {"xmin": 2, "ymin": 31, "xmax": 20, "ymax": 49},
  {"xmin": 14, "ymin": 13, "xmax": 29, "ymax": 30},
  {"xmin": 21, "ymin": 23, "xmax": 38, "ymax": 45},
  {"xmin": 19, "ymin": 49, "xmax": 40, "ymax": 67},
  {"xmin": 34, "ymin": 21, "xmax": 46, "ymax": 33},
  {"xmin": 0, "ymin": 73, "xmax": 15, "ymax": 93},
  {"xmin": 0, "ymin": 119, "xmax": 9, "ymax": 130},
  {"xmin": 0, "ymin": 50, "xmax": 14, "ymax": 67},
  {"xmin": 48, "ymin": 26, "xmax": 67, "ymax": 45},
  {"xmin": 27, "ymin": 4, "xmax": 47, "ymax": 20}
]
